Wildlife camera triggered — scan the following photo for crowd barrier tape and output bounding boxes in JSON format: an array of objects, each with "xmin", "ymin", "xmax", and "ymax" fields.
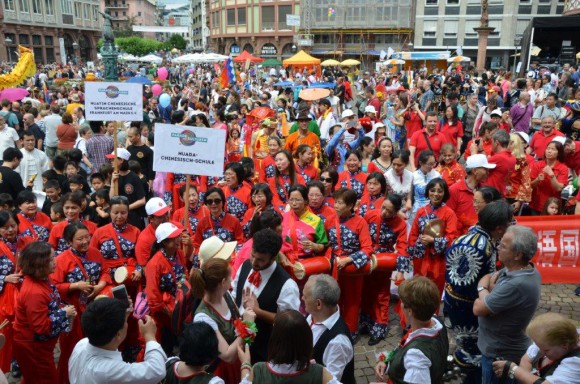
[{"xmin": 518, "ymin": 215, "xmax": 580, "ymax": 284}]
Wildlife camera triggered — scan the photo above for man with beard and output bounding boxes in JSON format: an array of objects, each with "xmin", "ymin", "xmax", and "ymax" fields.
[
  {"xmin": 107, "ymin": 148, "xmax": 146, "ymax": 229},
  {"xmin": 444, "ymin": 200, "xmax": 513, "ymax": 384}
]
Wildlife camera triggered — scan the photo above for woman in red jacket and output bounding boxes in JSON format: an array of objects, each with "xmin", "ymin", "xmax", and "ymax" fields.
[
  {"xmin": 258, "ymin": 136, "xmax": 282, "ymax": 183},
  {"xmin": 358, "ymin": 172, "xmax": 387, "ymax": 217},
  {"xmin": 407, "ymin": 178, "xmax": 458, "ymax": 297},
  {"xmin": 172, "ymin": 184, "xmax": 209, "ymax": 236},
  {"xmin": 49, "ymin": 192, "xmax": 97, "ymax": 255},
  {"xmin": 51, "ymin": 222, "xmax": 110, "ymax": 383},
  {"xmin": 528, "ymin": 141, "xmax": 568, "ymax": 215},
  {"xmin": 223, "ymin": 162, "xmax": 252, "ymax": 222},
  {"xmin": 13, "ymin": 241, "xmax": 76, "ymax": 384},
  {"xmin": 362, "ymin": 195, "xmax": 408, "ymax": 346},
  {"xmin": 16, "ymin": 190, "xmax": 52, "ymax": 242},
  {"xmin": 328, "ymin": 188, "xmax": 373, "ymax": 339},
  {"xmin": 240, "ymin": 183, "xmax": 276, "ymax": 239},
  {"xmin": 0, "ymin": 211, "xmax": 33, "ymax": 373},
  {"xmin": 294, "ymin": 144, "xmax": 319, "ymax": 184},
  {"xmin": 268, "ymin": 150, "xmax": 305, "ymax": 210},
  {"xmin": 307, "ymin": 181, "xmax": 336, "ymax": 233},
  {"xmin": 145, "ymin": 222, "xmax": 188, "ymax": 355},
  {"xmin": 439, "ymin": 105, "xmax": 464, "ymax": 157},
  {"xmin": 337, "ymin": 150, "xmax": 367, "ymax": 200}
]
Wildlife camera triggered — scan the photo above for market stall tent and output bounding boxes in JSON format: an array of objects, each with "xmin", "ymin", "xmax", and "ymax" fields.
[
  {"xmin": 283, "ymin": 50, "xmax": 321, "ymax": 77},
  {"xmin": 233, "ymin": 50, "xmax": 264, "ymax": 63}
]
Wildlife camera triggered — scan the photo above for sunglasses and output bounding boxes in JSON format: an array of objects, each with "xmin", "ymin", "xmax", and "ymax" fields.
[
  {"xmin": 320, "ymin": 177, "xmax": 333, "ymax": 183},
  {"xmin": 206, "ymin": 198, "xmax": 222, "ymax": 205}
]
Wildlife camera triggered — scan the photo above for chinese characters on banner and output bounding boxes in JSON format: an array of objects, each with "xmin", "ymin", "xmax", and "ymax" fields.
[{"xmin": 518, "ymin": 216, "xmax": 580, "ymax": 284}]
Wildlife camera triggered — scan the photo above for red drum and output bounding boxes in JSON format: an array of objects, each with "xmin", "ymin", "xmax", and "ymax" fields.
[
  {"xmin": 340, "ymin": 261, "xmax": 374, "ymax": 276},
  {"xmin": 114, "ymin": 265, "xmax": 136, "ymax": 285},
  {"xmin": 372, "ymin": 252, "xmax": 397, "ymax": 272},
  {"xmin": 292, "ymin": 257, "xmax": 331, "ymax": 280}
]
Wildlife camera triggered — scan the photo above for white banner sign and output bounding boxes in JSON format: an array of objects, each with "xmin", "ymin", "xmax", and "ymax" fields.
[
  {"xmin": 153, "ymin": 124, "xmax": 226, "ymax": 177},
  {"xmin": 84, "ymin": 82, "xmax": 143, "ymax": 121},
  {"xmin": 286, "ymin": 14, "xmax": 300, "ymax": 27}
]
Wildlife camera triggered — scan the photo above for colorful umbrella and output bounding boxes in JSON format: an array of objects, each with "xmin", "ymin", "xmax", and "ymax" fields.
[
  {"xmin": 321, "ymin": 59, "xmax": 341, "ymax": 67},
  {"xmin": 447, "ymin": 56, "xmax": 471, "ymax": 63},
  {"xmin": 340, "ymin": 59, "xmax": 361, "ymax": 66},
  {"xmin": 0, "ymin": 88, "xmax": 28, "ymax": 102},
  {"xmin": 384, "ymin": 59, "xmax": 405, "ymax": 65},
  {"xmin": 246, "ymin": 106, "xmax": 276, "ymax": 126},
  {"xmin": 299, "ymin": 88, "xmax": 330, "ymax": 101}
]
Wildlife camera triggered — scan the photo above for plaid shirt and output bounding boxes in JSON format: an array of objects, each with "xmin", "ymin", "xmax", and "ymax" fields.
[{"xmin": 86, "ymin": 134, "xmax": 114, "ymax": 174}]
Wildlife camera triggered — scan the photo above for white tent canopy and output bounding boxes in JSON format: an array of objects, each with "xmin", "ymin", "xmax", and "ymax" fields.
[
  {"xmin": 172, "ymin": 52, "xmax": 229, "ymax": 64},
  {"xmin": 139, "ymin": 54, "xmax": 163, "ymax": 63}
]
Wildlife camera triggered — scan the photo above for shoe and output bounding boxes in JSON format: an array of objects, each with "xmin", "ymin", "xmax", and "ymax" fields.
[
  {"xmin": 575, "ymin": 286, "xmax": 580, "ymax": 296},
  {"xmin": 368, "ymin": 336, "xmax": 382, "ymax": 346},
  {"xmin": 351, "ymin": 333, "xmax": 360, "ymax": 345}
]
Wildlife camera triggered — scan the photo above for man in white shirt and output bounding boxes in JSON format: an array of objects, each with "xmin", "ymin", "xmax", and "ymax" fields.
[
  {"xmin": 68, "ymin": 298, "xmax": 167, "ymax": 384},
  {"xmin": 232, "ymin": 228, "xmax": 300, "ymax": 363},
  {"xmin": 318, "ymin": 99, "xmax": 338, "ymax": 144},
  {"xmin": 0, "ymin": 115, "xmax": 20, "ymax": 157},
  {"xmin": 304, "ymin": 274, "xmax": 355, "ymax": 383},
  {"xmin": 43, "ymin": 105, "xmax": 62, "ymax": 158},
  {"xmin": 15, "ymin": 130, "xmax": 49, "ymax": 191}
]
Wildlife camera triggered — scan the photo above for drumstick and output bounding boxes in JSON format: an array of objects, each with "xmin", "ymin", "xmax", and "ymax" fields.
[{"xmin": 0, "ymin": 319, "xmax": 9, "ymax": 330}]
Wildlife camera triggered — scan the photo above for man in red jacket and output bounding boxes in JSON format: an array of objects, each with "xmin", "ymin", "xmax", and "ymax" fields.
[{"xmin": 483, "ymin": 130, "xmax": 516, "ymax": 197}]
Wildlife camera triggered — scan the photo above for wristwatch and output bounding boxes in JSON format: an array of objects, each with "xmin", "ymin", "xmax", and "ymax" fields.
[
  {"xmin": 508, "ymin": 365, "xmax": 519, "ymax": 379},
  {"xmin": 477, "ymin": 286, "xmax": 488, "ymax": 293}
]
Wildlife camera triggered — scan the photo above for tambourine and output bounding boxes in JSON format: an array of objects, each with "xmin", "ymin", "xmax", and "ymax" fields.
[
  {"xmin": 292, "ymin": 257, "xmax": 332, "ymax": 280},
  {"xmin": 114, "ymin": 265, "xmax": 136, "ymax": 285},
  {"xmin": 372, "ymin": 252, "xmax": 397, "ymax": 272}
]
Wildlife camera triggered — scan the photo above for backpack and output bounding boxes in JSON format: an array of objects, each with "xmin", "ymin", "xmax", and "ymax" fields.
[
  {"xmin": 505, "ymin": 89, "xmax": 520, "ymax": 109},
  {"xmin": 171, "ymin": 280, "xmax": 195, "ymax": 336}
]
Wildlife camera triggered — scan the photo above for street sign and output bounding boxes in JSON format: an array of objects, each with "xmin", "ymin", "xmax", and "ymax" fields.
[{"xmin": 286, "ymin": 14, "xmax": 300, "ymax": 27}]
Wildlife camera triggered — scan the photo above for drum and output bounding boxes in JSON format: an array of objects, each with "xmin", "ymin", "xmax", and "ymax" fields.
[
  {"xmin": 114, "ymin": 265, "xmax": 136, "ymax": 285},
  {"xmin": 292, "ymin": 257, "xmax": 331, "ymax": 280},
  {"xmin": 372, "ymin": 252, "xmax": 397, "ymax": 272},
  {"xmin": 340, "ymin": 260, "xmax": 374, "ymax": 276}
]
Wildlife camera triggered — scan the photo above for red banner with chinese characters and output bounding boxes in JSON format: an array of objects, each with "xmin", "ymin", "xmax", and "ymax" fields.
[{"xmin": 518, "ymin": 215, "xmax": 580, "ymax": 284}]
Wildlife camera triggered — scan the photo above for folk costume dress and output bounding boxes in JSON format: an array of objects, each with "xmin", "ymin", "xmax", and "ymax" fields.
[
  {"xmin": 295, "ymin": 162, "xmax": 319, "ymax": 184},
  {"xmin": 145, "ymin": 248, "xmax": 187, "ymax": 352},
  {"xmin": 223, "ymin": 182, "xmax": 252, "ymax": 222},
  {"xmin": 406, "ymin": 203, "xmax": 458, "ymax": 297},
  {"xmin": 358, "ymin": 192, "xmax": 385, "ymax": 218},
  {"xmin": 51, "ymin": 246, "xmax": 110, "ymax": 384},
  {"xmin": 337, "ymin": 170, "xmax": 367, "ymax": 200},
  {"xmin": 310, "ymin": 203, "xmax": 338, "ymax": 233},
  {"xmin": 327, "ymin": 213, "xmax": 373, "ymax": 337},
  {"xmin": 409, "ymin": 169, "xmax": 441, "ymax": 225},
  {"xmin": 89, "ymin": 221, "xmax": 141, "ymax": 356},
  {"xmin": 172, "ymin": 203, "xmax": 210, "ymax": 237},
  {"xmin": 0, "ymin": 236, "xmax": 33, "ymax": 373},
  {"xmin": 194, "ymin": 293, "xmax": 242, "ymax": 383},
  {"xmin": 13, "ymin": 276, "xmax": 71, "ymax": 384},
  {"xmin": 361, "ymin": 210, "xmax": 408, "ymax": 340},
  {"xmin": 268, "ymin": 173, "xmax": 306, "ymax": 211},
  {"xmin": 240, "ymin": 204, "xmax": 277, "ymax": 239},
  {"xmin": 436, "ymin": 160, "xmax": 466, "ymax": 189},
  {"xmin": 192, "ymin": 211, "xmax": 243, "ymax": 262},
  {"xmin": 49, "ymin": 219, "xmax": 97, "ymax": 255},
  {"xmin": 367, "ymin": 158, "xmax": 392, "ymax": 175},
  {"xmin": 444, "ymin": 225, "xmax": 497, "ymax": 377},
  {"xmin": 257, "ymin": 154, "xmax": 276, "ymax": 183},
  {"xmin": 17, "ymin": 211, "xmax": 52, "ymax": 242}
]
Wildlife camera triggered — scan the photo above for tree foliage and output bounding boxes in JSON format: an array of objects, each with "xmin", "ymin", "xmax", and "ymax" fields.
[
  {"xmin": 165, "ymin": 34, "xmax": 187, "ymax": 50},
  {"xmin": 97, "ymin": 37, "xmax": 163, "ymax": 56}
]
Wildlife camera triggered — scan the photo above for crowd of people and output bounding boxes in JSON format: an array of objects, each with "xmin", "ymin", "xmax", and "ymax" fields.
[{"xmin": 0, "ymin": 59, "xmax": 577, "ymax": 384}]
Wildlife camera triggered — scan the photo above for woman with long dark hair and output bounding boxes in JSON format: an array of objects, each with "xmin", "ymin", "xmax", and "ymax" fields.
[
  {"xmin": 51, "ymin": 222, "xmax": 108, "ymax": 383},
  {"xmin": 528, "ymin": 141, "xmax": 568, "ymax": 215},
  {"xmin": 268, "ymin": 150, "xmax": 305, "ymax": 210},
  {"xmin": 319, "ymin": 168, "xmax": 339, "ymax": 207},
  {"xmin": 439, "ymin": 105, "xmax": 464, "ymax": 157},
  {"xmin": 240, "ymin": 183, "xmax": 275, "ymax": 239},
  {"xmin": 367, "ymin": 137, "xmax": 393, "ymax": 174},
  {"xmin": 293, "ymin": 144, "xmax": 319, "ymax": 184}
]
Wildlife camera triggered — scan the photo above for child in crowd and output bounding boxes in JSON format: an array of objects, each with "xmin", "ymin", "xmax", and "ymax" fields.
[
  {"xmin": 89, "ymin": 173, "xmax": 108, "ymax": 206},
  {"xmin": 67, "ymin": 149, "xmax": 88, "ymax": 179},
  {"xmin": 42, "ymin": 179, "xmax": 61, "ymax": 216},
  {"xmin": 542, "ymin": 196, "xmax": 562, "ymax": 215},
  {"xmin": 50, "ymin": 201, "xmax": 65, "ymax": 223},
  {"xmin": 129, "ymin": 160, "xmax": 151, "ymax": 200},
  {"xmin": 99, "ymin": 163, "xmax": 113, "ymax": 190},
  {"xmin": 91, "ymin": 189, "xmax": 111, "ymax": 227},
  {"xmin": 436, "ymin": 143, "xmax": 466, "ymax": 188},
  {"xmin": 0, "ymin": 194, "xmax": 14, "ymax": 211},
  {"xmin": 52, "ymin": 155, "xmax": 70, "ymax": 193}
]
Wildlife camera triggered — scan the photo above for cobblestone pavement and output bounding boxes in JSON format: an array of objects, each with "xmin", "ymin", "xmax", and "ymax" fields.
[
  {"xmin": 353, "ymin": 283, "xmax": 580, "ymax": 384},
  {"xmin": 6, "ymin": 284, "xmax": 579, "ymax": 384}
]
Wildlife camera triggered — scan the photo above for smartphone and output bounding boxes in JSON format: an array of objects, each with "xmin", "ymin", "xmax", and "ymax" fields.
[{"xmin": 111, "ymin": 284, "xmax": 130, "ymax": 308}]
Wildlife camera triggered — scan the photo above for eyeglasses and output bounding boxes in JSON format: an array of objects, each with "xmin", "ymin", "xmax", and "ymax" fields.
[
  {"xmin": 110, "ymin": 196, "xmax": 129, "ymax": 204},
  {"xmin": 205, "ymin": 198, "xmax": 222, "ymax": 205},
  {"xmin": 288, "ymin": 198, "xmax": 304, "ymax": 203},
  {"xmin": 320, "ymin": 177, "xmax": 333, "ymax": 183}
]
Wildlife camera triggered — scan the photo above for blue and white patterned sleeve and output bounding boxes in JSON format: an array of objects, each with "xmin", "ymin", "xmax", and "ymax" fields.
[
  {"xmin": 350, "ymin": 250, "xmax": 369, "ymax": 269},
  {"xmin": 433, "ymin": 236, "xmax": 448, "ymax": 255},
  {"xmin": 396, "ymin": 255, "xmax": 412, "ymax": 273},
  {"xmin": 48, "ymin": 308, "xmax": 71, "ymax": 339}
]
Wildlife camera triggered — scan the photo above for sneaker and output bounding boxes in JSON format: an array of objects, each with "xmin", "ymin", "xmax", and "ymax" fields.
[{"xmin": 368, "ymin": 336, "xmax": 382, "ymax": 346}]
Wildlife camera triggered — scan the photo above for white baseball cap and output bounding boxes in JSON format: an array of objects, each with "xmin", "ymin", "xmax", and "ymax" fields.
[
  {"xmin": 145, "ymin": 197, "xmax": 170, "ymax": 217},
  {"xmin": 105, "ymin": 148, "xmax": 131, "ymax": 161},
  {"xmin": 341, "ymin": 109, "xmax": 355, "ymax": 119},
  {"xmin": 465, "ymin": 154, "xmax": 497, "ymax": 170},
  {"xmin": 516, "ymin": 131, "xmax": 530, "ymax": 144},
  {"xmin": 552, "ymin": 136, "xmax": 566, "ymax": 145},
  {"xmin": 198, "ymin": 236, "xmax": 237, "ymax": 265},
  {"xmin": 155, "ymin": 222, "xmax": 183, "ymax": 243},
  {"xmin": 490, "ymin": 108, "xmax": 502, "ymax": 117},
  {"xmin": 374, "ymin": 122, "xmax": 386, "ymax": 129},
  {"xmin": 364, "ymin": 105, "xmax": 377, "ymax": 114}
]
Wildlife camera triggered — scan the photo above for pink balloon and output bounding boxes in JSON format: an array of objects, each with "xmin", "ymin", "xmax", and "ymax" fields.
[
  {"xmin": 152, "ymin": 84, "xmax": 162, "ymax": 96},
  {"xmin": 157, "ymin": 67, "xmax": 168, "ymax": 81}
]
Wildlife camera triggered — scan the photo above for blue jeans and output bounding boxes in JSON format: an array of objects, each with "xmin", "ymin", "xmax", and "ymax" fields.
[{"xmin": 481, "ymin": 355, "xmax": 516, "ymax": 384}]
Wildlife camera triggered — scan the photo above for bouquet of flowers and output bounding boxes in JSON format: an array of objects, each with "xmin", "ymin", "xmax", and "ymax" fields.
[{"xmin": 234, "ymin": 319, "xmax": 258, "ymax": 345}]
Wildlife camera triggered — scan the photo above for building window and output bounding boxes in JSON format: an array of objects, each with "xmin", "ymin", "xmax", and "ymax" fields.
[
  {"xmin": 32, "ymin": 35, "xmax": 41, "ymax": 45},
  {"xmin": 278, "ymin": 5, "xmax": 292, "ymax": 30},
  {"xmin": 45, "ymin": 35, "xmax": 53, "ymax": 45},
  {"xmin": 426, "ymin": 0, "xmax": 438, "ymax": 5},
  {"xmin": 60, "ymin": 0, "xmax": 72, "ymax": 15},
  {"xmin": 19, "ymin": 0, "xmax": 29, "ymax": 12},
  {"xmin": 84, "ymin": 4, "xmax": 89, "ymax": 19},
  {"xmin": 464, "ymin": 19, "xmax": 479, "ymax": 37},
  {"xmin": 447, "ymin": 0, "xmax": 459, "ymax": 4},
  {"xmin": 227, "ymin": 9, "xmax": 235, "ymax": 25},
  {"xmin": 46, "ymin": 47, "xmax": 55, "ymax": 62},
  {"xmin": 122, "ymin": 11, "xmax": 126, "ymax": 16},
  {"xmin": 45, "ymin": 0, "xmax": 53, "ymax": 14},
  {"xmin": 4, "ymin": 0, "xmax": 15, "ymax": 11},
  {"xmin": 489, "ymin": 19, "xmax": 501, "ymax": 37},
  {"xmin": 444, "ymin": 20, "xmax": 458, "ymax": 37},
  {"xmin": 262, "ymin": 6, "xmax": 274, "ymax": 30},
  {"xmin": 32, "ymin": 0, "xmax": 40, "ymax": 13},
  {"xmin": 237, "ymin": 7, "xmax": 246, "ymax": 25},
  {"xmin": 423, "ymin": 20, "xmax": 437, "ymax": 38},
  {"xmin": 19, "ymin": 34, "xmax": 29, "ymax": 45}
]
